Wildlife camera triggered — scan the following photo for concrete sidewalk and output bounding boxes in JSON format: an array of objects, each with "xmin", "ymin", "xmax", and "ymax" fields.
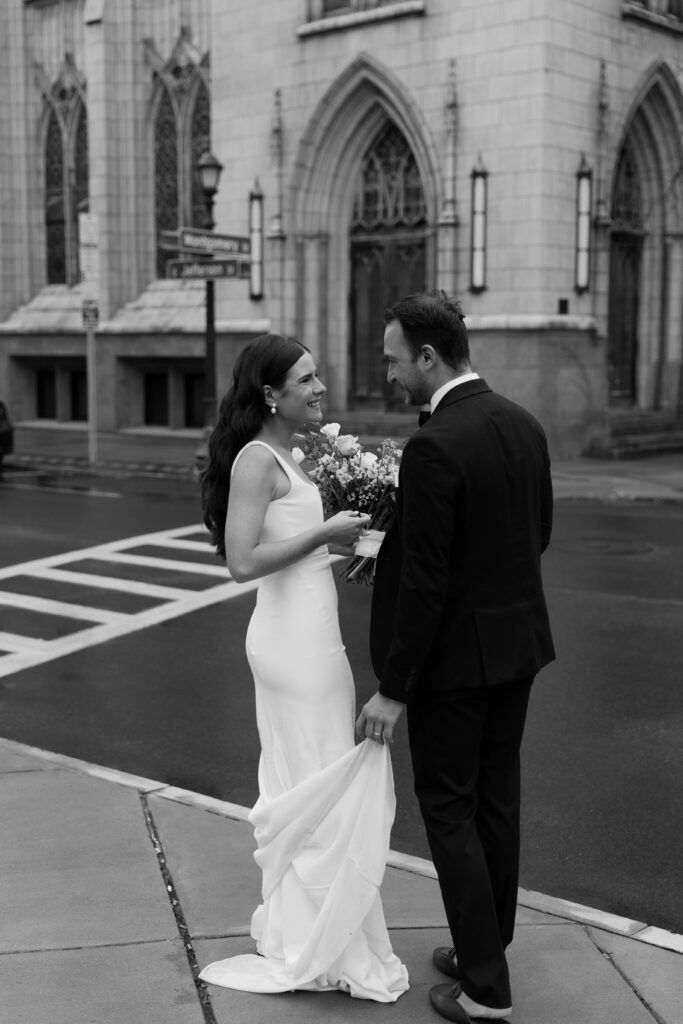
[{"xmin": 1, "ymin": 737, "xmax": 681, "ymax": 1024}]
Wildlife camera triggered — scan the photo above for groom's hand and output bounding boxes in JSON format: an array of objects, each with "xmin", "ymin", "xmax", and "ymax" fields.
[{"xmin": 356, "ymin": 693, "xmax": 404, "ymax": 745}]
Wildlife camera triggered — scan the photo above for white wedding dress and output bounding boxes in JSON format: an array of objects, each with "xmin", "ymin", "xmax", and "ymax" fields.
[{"xmin": 199, "ymin": 441, "xmax": 409, "ymax": 1002}]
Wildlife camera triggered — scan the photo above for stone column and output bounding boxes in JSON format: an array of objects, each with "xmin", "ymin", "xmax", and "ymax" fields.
[
  {"xmin": 82, "ymin": 0, "xmax": 139, "ymax": 321},
  {"xmin": 659, "ymin": 234, "xmax": 683, "ymax": 411},
  {"xmin": 436, "ymin": 60, "xmax": 459, "ymax": 293}
]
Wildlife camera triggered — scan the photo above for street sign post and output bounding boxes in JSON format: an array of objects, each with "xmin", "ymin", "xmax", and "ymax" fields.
[
  {"xmin": 163, "ymin": 225, "xmax": 252, "ymax": 468},
  {"xmin": 79, "ymin": 214, "xmax": 100, "ymax": 467}
]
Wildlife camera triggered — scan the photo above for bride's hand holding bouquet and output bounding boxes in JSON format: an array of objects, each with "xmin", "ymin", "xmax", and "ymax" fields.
[{"xmin": 294, "ymin": 422, "xmax": 403, "ymax": 585}]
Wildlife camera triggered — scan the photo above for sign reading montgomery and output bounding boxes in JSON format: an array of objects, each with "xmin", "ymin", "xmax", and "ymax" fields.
[{"xmin": 177, "ymin": 227, "xmax": 251, "ymax": 257}]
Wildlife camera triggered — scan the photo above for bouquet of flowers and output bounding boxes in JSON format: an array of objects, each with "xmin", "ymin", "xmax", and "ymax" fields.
[{"xmin": 293, "ymin": 422, "xmax": 402, "ymax": 585}]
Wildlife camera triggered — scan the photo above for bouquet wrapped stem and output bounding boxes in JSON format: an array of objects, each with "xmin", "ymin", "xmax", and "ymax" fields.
[{"xmin": 340, "ymin": 498, "xmax": 396, "ymax": 585}]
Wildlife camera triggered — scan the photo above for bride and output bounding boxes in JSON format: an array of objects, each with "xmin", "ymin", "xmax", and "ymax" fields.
[{"xmin": 199, "ymin": 333, "xmax": 409, "ymax": 1002}]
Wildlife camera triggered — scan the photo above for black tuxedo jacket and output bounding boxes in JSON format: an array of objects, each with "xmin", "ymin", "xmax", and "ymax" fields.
[{"xmin": 371, "ymin": 379, "xmax": 555, "ymax": 701}]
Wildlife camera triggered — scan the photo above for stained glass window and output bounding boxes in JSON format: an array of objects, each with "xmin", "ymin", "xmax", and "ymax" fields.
[
  {"xmin": 155, "ymin": 87, "xmax": 179, "ymax": 276},
  {"xmin": 153, "ymin": 68, "xmax": 213, "ymax": 277},
  {"xmin": 352, "ymin": 123, "xmax": 426, "ymax": 231},
  {"xmin": 73, "ymin": 105, "xmax": 89, "ymax": 281},
  {"xmin": 191, "ymin": 83, "xmax": 211, "ymax": 228},
  {"xmin": 74, "ymin": 106, "xmax": 89, "ymax": 217},
  {"xmin": 45, "ymin": 110, "xmax": 66, "ymax": 284}
]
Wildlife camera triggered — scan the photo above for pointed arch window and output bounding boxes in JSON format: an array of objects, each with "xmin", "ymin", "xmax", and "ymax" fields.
[
  {"xmin": 74, "ymin": 107, "xmax": 89, "ymax": 221},
  {"xmin": 153, "ymin": 70, "xmax": 211, "ymax": 278},
  {"xmin": 44, "ymin": 98, "xmax": 89, "ymax": 285},
  {"xmin": 352, "ymin": 123, "xmax": 426, "ymax": 232},
  {"xmin": 155, "ymin": 88, "xmax": 180, "ymax": 276},
  {"xmin": 45, "ymin": 109, "xmax": 66, "ymax": 284},
  {"xmin": 190, "ymin": 83, "xmax": 211, "ymax": 229}
]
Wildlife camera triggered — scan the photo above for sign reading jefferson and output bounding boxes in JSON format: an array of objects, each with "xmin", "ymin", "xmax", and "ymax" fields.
[{"xmin": 167, "ymin": 258, "xmax": 251, "ymax": 281}]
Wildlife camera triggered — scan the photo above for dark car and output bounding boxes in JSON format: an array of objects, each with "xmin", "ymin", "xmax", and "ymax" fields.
[{"xmin": 0, "ymin": 401, "xmax": 14, "ymax": 465}]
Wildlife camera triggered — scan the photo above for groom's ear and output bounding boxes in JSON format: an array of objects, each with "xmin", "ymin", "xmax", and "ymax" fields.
[{"xmin": 418, "ymin": 345, "xmax": 437, "ymax": 369}]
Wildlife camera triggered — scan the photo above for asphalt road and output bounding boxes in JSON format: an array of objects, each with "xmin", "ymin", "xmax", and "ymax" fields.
[{"xmin": 0, "ymin": 466, "xmax": 681, "ymax": 934}]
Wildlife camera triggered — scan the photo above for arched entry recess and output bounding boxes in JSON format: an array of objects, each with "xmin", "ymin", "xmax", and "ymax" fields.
[
  {"xmin": 351, "ymin": 122, "xmax": 429, "ymax": 408},
  {"xmin": 607, "ymin": 63, "xmax": 683, "ymax": 411},
  {"xmin": 289, "ymin": 54, "xmax": 440, "ymax": 412}
]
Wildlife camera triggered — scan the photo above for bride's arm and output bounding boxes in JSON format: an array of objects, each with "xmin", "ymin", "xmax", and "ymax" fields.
[{"xmin": 225, "ymin": 447, "xmax": 367, "ymax": 582}]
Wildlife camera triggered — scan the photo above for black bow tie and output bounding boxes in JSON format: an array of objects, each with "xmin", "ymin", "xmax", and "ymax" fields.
[{"xmin": 418, "ymin": 409, "xmax": 431, "ymax": 427}]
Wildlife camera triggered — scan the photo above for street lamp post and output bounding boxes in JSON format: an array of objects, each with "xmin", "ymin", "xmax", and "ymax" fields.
[{"xmin": 196, "ymin": 152, "xmax": 223, "ymax": 461}]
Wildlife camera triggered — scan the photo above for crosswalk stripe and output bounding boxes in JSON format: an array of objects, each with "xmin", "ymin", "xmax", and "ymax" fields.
[
  {"xmin": 0, "ymin": 632, "xmax": 51, "ymax": 654},
  {"xmin": 0, "ymin": 524, "xmax": 213, "ymax": 581},
  {"xmin": 98, "ymin": 551, "xmax": 229, "ymax": 577},
  {"xmin": 0, "ymin": 578, "xmax": 258, "ymax": 679},
  {"xmin": 0, "ymin": 524, "xmax": 253, "ymax": 680},
  {"xmin": 141, "ymin": 537, "xmax": 215, "ymax": 553},
  {"xmin": 0, "ymin": 590, "xmax": 128, "ymax": 624},
  {"xmin": 36, "ymin": 567, "xmax": 193, "ymax": 600}
]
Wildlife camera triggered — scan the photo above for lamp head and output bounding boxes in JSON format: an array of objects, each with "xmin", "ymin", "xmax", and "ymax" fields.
[{"xmin": 197, "ymin": 151, "xmax": 223, "ymax": 195}]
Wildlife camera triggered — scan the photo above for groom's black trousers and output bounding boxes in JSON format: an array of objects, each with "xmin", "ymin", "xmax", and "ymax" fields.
[{"xmin": 407, "ymin": 676, "xmax": 533, "ymax": 1010}]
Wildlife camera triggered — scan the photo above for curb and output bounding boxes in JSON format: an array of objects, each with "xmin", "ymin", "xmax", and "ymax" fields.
[
  {"xmin": 6, "ymin": 454, "xmax": 683, "ymax": 502},
  {"xmin": 2, "ymin": 736, "xmax": 681, "ymax": 956},
  {"xmin": 3, "ymin": 454, "xmax": 197, "ymax": 482}
]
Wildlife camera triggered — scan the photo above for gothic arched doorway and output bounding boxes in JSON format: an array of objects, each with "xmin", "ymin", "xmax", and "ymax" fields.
[
  {"xmin": 608, "ymin": 141, "xmax": 645, "ymax": 406},
  {"xmin": 350, "ymin": 123, "xmax": 428, "ymax": 409}
]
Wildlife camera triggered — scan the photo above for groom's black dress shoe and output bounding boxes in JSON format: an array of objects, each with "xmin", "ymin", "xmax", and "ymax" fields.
[
  {"xmin": 433, "ymin": 946, "xmax": 461, "ymax": 980},
  {"xmin": 429, "ymin": 982, "xmax": 472, "ymax": 1023}
]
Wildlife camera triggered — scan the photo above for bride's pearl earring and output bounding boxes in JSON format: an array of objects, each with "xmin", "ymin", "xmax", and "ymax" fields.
[{"xmin": 270, "ymin": 404, "xmax": 277, "ymax": 416}]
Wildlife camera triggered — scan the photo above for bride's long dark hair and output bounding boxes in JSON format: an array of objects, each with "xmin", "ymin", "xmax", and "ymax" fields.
[{"xmin": 200, "ymin": 333, "xmax": 309, "ymax": 558}]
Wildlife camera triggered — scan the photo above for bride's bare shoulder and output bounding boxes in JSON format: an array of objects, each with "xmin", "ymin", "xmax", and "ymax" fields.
[{"xmin": 231, "ymin": 442, "xmax": 282, "ymax": 490}]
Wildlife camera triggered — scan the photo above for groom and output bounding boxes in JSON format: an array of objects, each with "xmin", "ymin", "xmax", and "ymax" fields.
[{"xmin": 356, "ymin": 290, "xmax": 555, "ymax": 1023}]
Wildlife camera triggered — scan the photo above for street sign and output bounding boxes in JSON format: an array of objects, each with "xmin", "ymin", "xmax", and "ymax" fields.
[
  {"xmin": 177, "ymin": 227, "xmax": 251, "ymax": 257},
  {"xmin": 166, "ymin": 258, "xmax": 251, "ymax": 281},
  {"xmin": 81, "ymin": 298, "xmax": 99, "ymax": 328},
  {"xmin": 158, "ymin": 230, "xmax": 180, "ymax": 251}
]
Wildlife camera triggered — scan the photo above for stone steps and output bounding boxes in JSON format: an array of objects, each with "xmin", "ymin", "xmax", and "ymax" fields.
[{"xmin": 586, "ymin": 429, "xmax": 683, "ymax": 459}]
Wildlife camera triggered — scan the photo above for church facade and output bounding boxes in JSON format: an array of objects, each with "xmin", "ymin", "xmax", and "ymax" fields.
[{"xmin": 2, "ymin": 0, "xmax": 683, "ymax": 456}]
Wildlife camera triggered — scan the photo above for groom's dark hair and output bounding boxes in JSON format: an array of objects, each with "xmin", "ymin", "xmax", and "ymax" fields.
[{"xmin": 384, "ymin": 290, "xmax": 470, "ymax": 371}]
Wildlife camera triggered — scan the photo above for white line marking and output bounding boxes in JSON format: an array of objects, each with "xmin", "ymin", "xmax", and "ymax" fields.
[
  {"xmin": 141, "ymin": 537, "xmax": 213, "ymax": 553},
  {"xmin": 0, "ymin": 579, "xmax": 258, "ymax": 679},
  {"xmin": 0, "ymin": 524, "xmax": 255, "ymax": 679},
  {"xmin": 0, "ymin": 524, "xmax": 212, "ymax": 581},
  {"xmin": 0, "ymin": 632, "xmax": 51, "ymax": 654},
  {"xmin": 0, "ymin": 590, "xmax": 126, "ymax": 624},
  {"xmin": 35, "ymin": 568, "xmax": 191, "ymax": 601},
  {"xmin": 99, "ymin": 551, "xmax": 229, "ymax": 577}
]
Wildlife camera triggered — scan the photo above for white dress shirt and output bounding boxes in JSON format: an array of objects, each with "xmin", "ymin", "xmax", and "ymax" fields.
[{"xmin": 429, "ymin": 372, "xmax": 480, "ymax": 414}]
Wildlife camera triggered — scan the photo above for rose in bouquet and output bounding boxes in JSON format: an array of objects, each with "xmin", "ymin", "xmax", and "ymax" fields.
[{"xmin": 294, "ymin": 422, "xmax": 402, "ymax": 585}]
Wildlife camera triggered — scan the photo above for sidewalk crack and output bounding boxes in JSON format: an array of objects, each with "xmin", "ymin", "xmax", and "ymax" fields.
[
  {"xmin": 140, "ymin": 792, "xmax": 217, "ymax": 1024},
  {"xmin": 586, "ymin": 928, "xmax": 666, "ymax": 1024}
]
